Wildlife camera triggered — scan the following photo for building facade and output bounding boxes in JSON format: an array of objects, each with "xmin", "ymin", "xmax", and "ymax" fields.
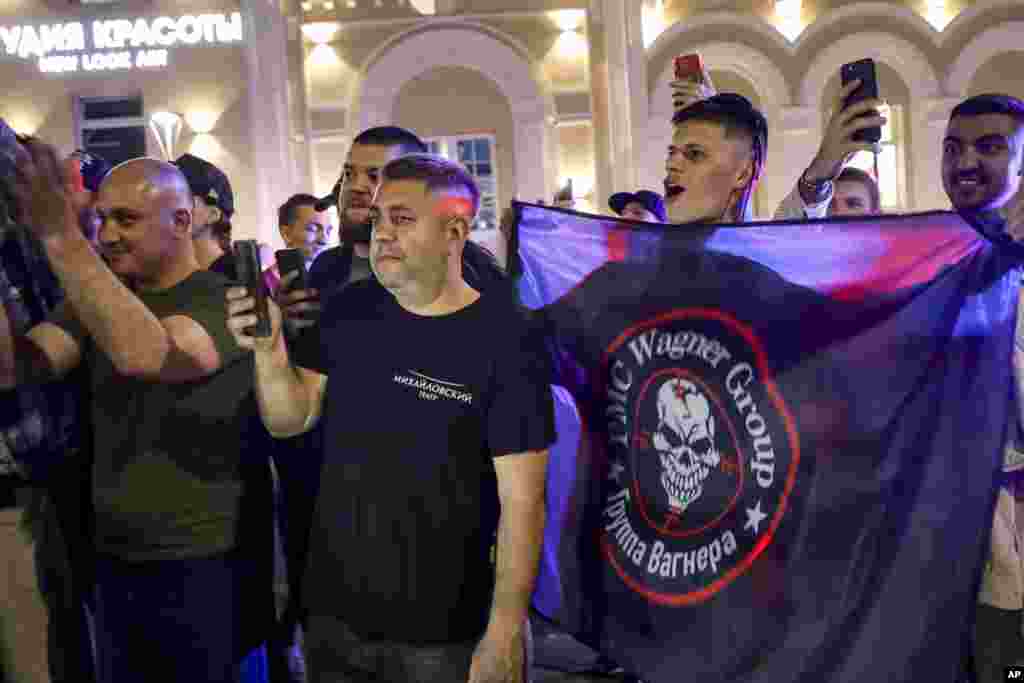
[
  {"xmin": 2, "ymin": 0, "xmax": 1023, "ymax": 249},
  {"xmin": 300, "ymin": 0, "xmax": 1024, "ymax": 230},
  {"xmin": 0, "ymin": 0, "xmax": 307, "ymax": 245}
]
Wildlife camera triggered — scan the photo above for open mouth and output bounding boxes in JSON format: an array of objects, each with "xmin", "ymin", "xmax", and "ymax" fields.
[
  {"xmin": 953, "ymin": 175, "xmax": 985, "ymax": 191},
  {"xmin": 664, "ymin": 183, "xmax": 685, "ymax": 200}
]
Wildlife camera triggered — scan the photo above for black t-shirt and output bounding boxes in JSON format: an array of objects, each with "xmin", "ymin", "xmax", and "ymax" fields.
[
  {"xmin": 301, "ymin": 279, "xmax": 555, "ymax": 643},
  {"xmin": 308, "ymin": 244, "xmax": 360, "ymax": 297}
]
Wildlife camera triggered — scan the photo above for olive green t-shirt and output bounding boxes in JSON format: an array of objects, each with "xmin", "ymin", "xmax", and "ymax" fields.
[{"xmin": 52, "ymin": 270, "xmax": 253, "ymax": 561}]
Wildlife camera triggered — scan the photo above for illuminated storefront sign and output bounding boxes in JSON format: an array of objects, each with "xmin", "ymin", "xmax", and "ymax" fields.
[{"xmin": 0, "ymin": 12, "xmax": 243, "ymax": 74}]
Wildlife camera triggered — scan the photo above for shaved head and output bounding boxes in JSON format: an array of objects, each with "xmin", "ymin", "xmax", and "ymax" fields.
[
  {"xmin": 104, "ymin": 158, "xmax": 192, "ymax": 209},
  {"xmin": 95, "ymin": 157, "xmax": 198, "ymax": 289}
]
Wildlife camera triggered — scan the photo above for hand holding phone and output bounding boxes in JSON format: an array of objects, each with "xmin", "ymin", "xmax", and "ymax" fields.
[
  {"xmin": 233, "ymin": 240, "xmax": 272, "ymax": 337},
  {"xmin": 274, "ymin": 248, "xmax": 321, "ymax": 333},
  {"xmin": 674, "ymin": 53, "xmax": 706, "ymax": 83},
  {"xmin": 275, "ymin": 249, "xmax": 307, "ymax": 292},
  {"xmin": 801, "ymin": 60, "xmax": 887, "ymax": 189},
  {"xmin": 672, "ymin": 53, "xmax": 717, "ymax": 112},
  {"xmin": 841, "ymin": 58, "xmax": 882, "ymax": 144}
]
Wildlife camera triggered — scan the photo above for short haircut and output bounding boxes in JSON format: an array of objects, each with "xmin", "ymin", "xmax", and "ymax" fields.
[
  {"xmin": 278, "ymin": 193, "xmax": 319, "ymax": 227},
  {"xmin": 381, "ymin": 153, "xmax": 480, "ymax": 219},
  {"xmin": 352, "ymin": 126, "xmax": 428, "ymax": 155},
  {"xmin": 835, "ymin": 166, "xmax": 881, "ymax": 212},
  {"xmin": 672, "ymin": 93, "xmax": 769, "ymax": 173},
  {"xmin": 950, "ymin": 94, "xmax": 1024, "ymax": 127}
]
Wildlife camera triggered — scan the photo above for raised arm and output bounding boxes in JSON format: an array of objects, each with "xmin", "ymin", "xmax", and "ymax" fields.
[
  {"xmin": 782, "ymin": 80, "xmax": 887, "ymax": 218},
  {"xmin": 13, "ymin": 139, "xmax": 223, "ymax": 383},
  {"xmin": 226, "ymin": 281, "xmax": 326, "ymax": 438},
  {"xmin": 0, "ymin": 296, "xmax": 81, "ymax": 389}
]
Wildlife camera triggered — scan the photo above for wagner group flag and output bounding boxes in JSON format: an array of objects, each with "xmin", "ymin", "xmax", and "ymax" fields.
[{"xmin": 518, "ymin": 204, "xmax": 1021, "ymax": 683}]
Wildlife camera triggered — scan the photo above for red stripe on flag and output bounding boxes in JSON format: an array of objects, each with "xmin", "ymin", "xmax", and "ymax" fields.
[
  {"xmin": 824, "ymin": 225, "xmax": 983, "ymax": 302},
  {"xmin": 607, "ymin": 228, "xmax": 628, "ymax": 262}
]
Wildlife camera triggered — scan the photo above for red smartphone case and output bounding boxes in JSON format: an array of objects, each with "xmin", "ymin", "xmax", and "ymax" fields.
[{"xmin": 674, "ymin": 54, "xmax": 704, "ymax": 82}]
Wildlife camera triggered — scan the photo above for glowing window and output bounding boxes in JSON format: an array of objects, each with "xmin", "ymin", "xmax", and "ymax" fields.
[
  {"xmin": 846, "ymin": 104, "xmax": 906, "ymax": 210},
  {"xmin": 425, "ymin": 135, "xmax": 499, "ymax": 231}
]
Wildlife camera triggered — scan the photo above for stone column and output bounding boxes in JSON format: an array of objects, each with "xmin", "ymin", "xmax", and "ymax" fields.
[
  {"xmin": 285, "ymin": 12, "xmax": 314, "ymax": 195},
  {"xmin": 588, "ymin": 0, "xmax": 648, "ymax": 204},
  {"xmin": 241, "ymin": 0, "xmax": 300, "ymax": 244},
  {"xmin": 511, "ymin": 96, "xmax": 554, "ymax": 204}
]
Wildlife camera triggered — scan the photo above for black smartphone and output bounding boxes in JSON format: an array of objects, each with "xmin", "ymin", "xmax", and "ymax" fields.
[
  {"xmin": 233, "ymin": 240, "xmax": 271, "ymax": 337},
  {"xmin": 275, "ymin": 248, "xmax": 307, "ymax": 291},
  {"xmin": 840, "ymin": 58, "xmax": 882, "ymax": 144}
]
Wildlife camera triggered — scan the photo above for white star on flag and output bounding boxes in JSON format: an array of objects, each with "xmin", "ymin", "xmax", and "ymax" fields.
[
  {"xmin": 744, "ymin": 500, "xmax": 767, "ymax": 534},
  {"xmin": 608, "ymin": 461, "xmax": 625, "ymax": 483}
]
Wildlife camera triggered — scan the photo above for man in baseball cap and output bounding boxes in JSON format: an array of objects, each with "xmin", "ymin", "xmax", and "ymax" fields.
[
  {"xmin": 174, "ymin": 153, "xmax": 235, "ymax": 274},
  {"xmin": 608, "ymin": 190, "xmax": 667, "ymax": 223}
]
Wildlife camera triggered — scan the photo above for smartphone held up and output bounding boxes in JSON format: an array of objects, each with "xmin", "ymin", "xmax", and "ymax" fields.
[
  {"xmin": 233, "ymin": 239, "xmax": 272, "ymax": 338},
  {"xmin": 674, "ymin": 53, "xmax": 706, "ymax": 84},
  {"xmin": 840, "ymin": 58, "xmax": 883, "ymax": 145},
  {"xmin": 275, "ymin": 248, "xmax": 308, "ymax": 292}
]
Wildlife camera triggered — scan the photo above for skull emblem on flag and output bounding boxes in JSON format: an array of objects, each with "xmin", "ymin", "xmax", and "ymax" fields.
[{"xmin": 652, "ymin": 377, "xmax": 721, "ymax": 513}]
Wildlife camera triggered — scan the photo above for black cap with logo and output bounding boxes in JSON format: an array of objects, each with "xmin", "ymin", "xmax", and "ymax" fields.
[{"xmin": 174, "ymin": 153, "xmax": 235, "ymax": 218}]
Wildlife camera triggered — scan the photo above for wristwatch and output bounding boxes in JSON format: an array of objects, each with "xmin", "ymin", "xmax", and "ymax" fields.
[{"xmin": 799, "ymin": 171, "xmax": 833, "ymax": 204}]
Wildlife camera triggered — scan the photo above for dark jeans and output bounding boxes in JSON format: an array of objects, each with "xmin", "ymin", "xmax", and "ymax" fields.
[
  {"xmin": 972, "ymin": 604, "xmax": 1024, "ymax": 683},
  {"xmin": 272, "ymin": 425, "xmax": 324, "ymax": 616},
  {"xmin": 303, "ymin": 615, "xmax": 476, "ymax": 683},
  {"xmin": 93, "ymin": 550, "xmax": 269, "ymax": 683},
  {"xmin": 265, "ymin": 424, "xmax": 325, "ymax": 683}
]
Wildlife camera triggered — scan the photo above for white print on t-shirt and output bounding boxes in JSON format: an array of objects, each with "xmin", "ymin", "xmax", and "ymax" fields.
[{"xmin": 393, "ymin": 370, "xmax": 474, "ymax": 404}]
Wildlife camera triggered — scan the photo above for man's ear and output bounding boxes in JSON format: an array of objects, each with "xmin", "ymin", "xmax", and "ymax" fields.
[
  {"xmin": 278, "ymin": 224, "xmax": 291, "ymax": 245},
  {"xmin": 733, "ymin": 156, "xmax": 755, "ymax": 192},
  {"xmin": 445, "ymin": 214, "xmax": 471, "ymax": 243},
  {"xmin": 173, "ymin": 207, "xmax": 192, "ymax": 237}
]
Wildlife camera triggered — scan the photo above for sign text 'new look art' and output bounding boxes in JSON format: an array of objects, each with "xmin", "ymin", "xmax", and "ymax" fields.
[{"xmin": 0, "ymin": 13, "xmax": 244, "ymax": 74}]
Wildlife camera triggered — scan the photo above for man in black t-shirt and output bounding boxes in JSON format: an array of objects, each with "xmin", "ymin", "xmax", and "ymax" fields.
[
  {"xmin": 287, "ymin": 126, "xmax": 508, "ymax": 330},
  {"xmin": 229, "ymin": 153, "xmax": 554, "ymax": 683}
]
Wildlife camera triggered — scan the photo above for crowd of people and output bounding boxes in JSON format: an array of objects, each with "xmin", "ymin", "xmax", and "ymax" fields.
[{"xmin": 0, "ymin": 59, "xmax": 1023, "ymax": 683}]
